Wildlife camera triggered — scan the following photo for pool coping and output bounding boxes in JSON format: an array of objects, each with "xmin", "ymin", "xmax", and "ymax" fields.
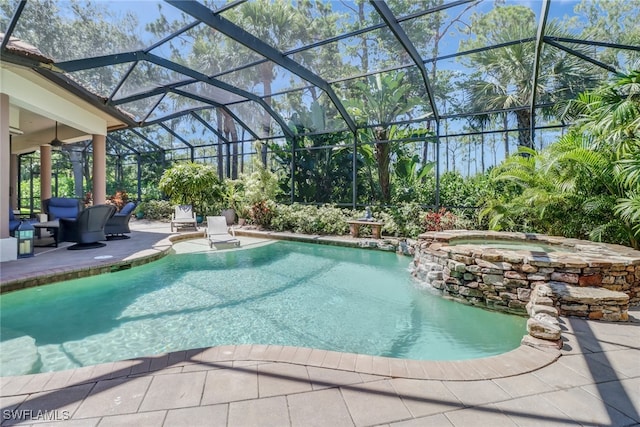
[
  {"xmin": 0, "ymin": 343, "xmax": 561, "ymax": 396},
  {"xmin": 0, "ymin": 226, "xmax": 560, "ymax": 386}
]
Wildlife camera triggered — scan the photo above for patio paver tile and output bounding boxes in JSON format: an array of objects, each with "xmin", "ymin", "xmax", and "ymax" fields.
[
  {"xmin": 5, "ymin": 383, "xmax": 93, "ymax": 425},
  {"xmin": 532, "ymin": 358, "xmax": 594, "ymax": 390},
  {"xmin": 340, "ymin": 379, "xmax": 412, "ymax": 426},
  {"xmin": 263, "ymin": 345, "xmax": 284, "ymax": 361},
  {"xmin": 491, "ymin": 372, "xmax": 554, "ymax": 398},
  {"xmin": 403, "ymin": 360, "xmax": 427, "ymax": 380},
  {"xmin": 390, "ymin": 413, "xmax": 453, "ymax": 426},
  {"xmin": 306, "ymin": 366, "xmax": 363, "ymax": 391},
  {"xmin": 443, "ymin": 380, "xmax": 511, "ymax": 407},
  {"xmin": 96, "ymin": 410, "xmax": 166, "ymax": 427},
  {"xmin": 257, "ymin": 363, "xmax": 311, "ymax": 398},
  {"xmin": 585, "ymin": 349, "xmax": 640, "ymax": 378},
  {"xmin": 493, "ymin": 394, "xmax": 580, "ymax": 426},
  {"xmin": 319, "ymin": 351, "xmax": 342, "ymax": 369},
  {"xmin": 389, "ymin": 379, "xmax": 462, "ymax": 418},
  {"xmin": 305, "ymin": 349, "xmax": 327, "ymax": 367},
  {"xmin": 337, "ymin": 353, "xmax": 357, "ymax": 372},
  {"xmin": 444, "ymin": 404, "xmax": 518, "ymax": 426},
  {"xmin": 16, "ymin": 373, "xmax": 55, "ymax": 395},
  {"xmin": 541, "ymin": 386, "xmax": 637, "ymax": 426},
  {"xmin": 371, "ymin": 357, "xmax": 390, "ymax": 377},
  {"xmin": 276, "ymin": 346, "xmax": 298, "ymax": 363},
  {"xmin": 354, "ymin": 354, "xmax": 374, "ymax": 375},
  {"xmin": 227, "ymin": 396, "xmax": 289, "ymax": 427},
  {"xmin": 580, "ymin": 377, "xmax": 640, "ymax": 423},
  {"xmin": 163, "ymin": 404, "xmax": 228, "ymax": 426},
  {"xmin": 74, "ymin": 377, "xmax": 152, "ymax": 418},
  {"xmin": 29, "ymin": 418, "xmax": 101, "ymax": 427},
  {"xmin": 289, "ymin": 347, "xmax": 312, "ymax": 365},
  {"xmin": 138, "ymin": 371, "xmax": 206, "ymax": 412},
  {"xmin": 556, "ymin": 353, "xmax": 624, "ymax": 383},
  {"xmin": 201, "ymin": 366, "xmax": 258, "ymax": 404},
  {"xmin": 287, "ymin": 388, "xmax": 354, "ymax": 427},
  {"xmin": 41, "ymin": 370, "xmax": 75, "ymax": 392},
  {"xmin": 148, "ymin": 354, "xmax": 169, "ymax": 372}
]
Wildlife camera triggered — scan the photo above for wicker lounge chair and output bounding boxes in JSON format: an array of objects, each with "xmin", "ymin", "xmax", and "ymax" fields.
[
  {"xmin": 60, "ymin": 204, "xmax": 116, "ymax": 250},
  {"xmin": 105, "ymin": 201, "xmax": 136, "ymax": 240}
]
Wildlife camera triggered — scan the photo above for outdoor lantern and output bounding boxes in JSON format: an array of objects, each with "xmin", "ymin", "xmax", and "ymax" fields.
[{"xmin": 16, "ymin": 220, "xmax": 35, "ymax": 258}]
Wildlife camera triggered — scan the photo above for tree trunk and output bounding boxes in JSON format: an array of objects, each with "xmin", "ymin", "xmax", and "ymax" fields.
[
  {"xmin": 374, "ymin": 127, "xmax": 391, "ymax": 202},
  {"xmin": 503, "ymin": 113, "xmax": 510, "ymax": 157},
  {"xmin": 216, "ymin": 109, "xmax": 224, "ymax": 180},
  {"xmin": 261, "ymin": 62, "xmax": 274, "ymax": 166},
  {"xmin": 223, "ymin": 111, "xmax": 239, "ymax": 179},
  {"xmin": 67, "ymin": 149, "xmax": 84, "ymax": 198},
  {"xmin": 516, "ymin": 110, "xmax": 533, "ymax": 149}
]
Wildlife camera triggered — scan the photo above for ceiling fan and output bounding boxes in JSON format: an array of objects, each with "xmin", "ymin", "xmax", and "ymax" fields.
[{"xmin": 50, "ymin": 121, "xmax": 63, "ymax": 147}]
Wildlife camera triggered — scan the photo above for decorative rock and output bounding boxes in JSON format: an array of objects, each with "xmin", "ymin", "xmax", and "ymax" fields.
[
  {"xmin": 517, "ymin": 288, "xmax": 531, "ymax": 301},
  {"xmin": 520, "ymin": 264, "xmax": 538, "ymax": 273},
  {"xmin": 505, "ymin": 270, "xmax": 527, "ymax": 280},
  {"xmin": 578, "ymin": 274, "xmax": 602, "ymax": 286},
  {"xmin": 528, "ymin": 304, "xmax": 558, "ymax": 317},
  {"xmin": 521, "ymin": 334, "xmax": 563, "ymax": 350},
  {"xmin": 551, "ymin": 272, "xmax": 579, "ymax": 284},
  {"xmin": 527, "ymin": 314, "xmax": 561, "ymax": 341},
  {"xmin": 482, "ymin": 274, "xmax": 503, "ymax": 285},
  {"xmin": 476, "ymin": 259, "xmax": 512, "ymax": 270},
  {"xmin": 548, "ymin": 281, "xmax": 629, "ymax": 304}
]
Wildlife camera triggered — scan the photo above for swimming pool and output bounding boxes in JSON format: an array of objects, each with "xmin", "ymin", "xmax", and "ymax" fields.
[{"xmin": 0, "ymin": 241, "xmax": 526, "ymax": 376}]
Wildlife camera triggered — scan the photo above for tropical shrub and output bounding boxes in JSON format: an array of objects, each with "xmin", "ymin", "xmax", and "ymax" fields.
[
  {"xmin": 481, "ymin": 70, "xmax": 640, "ymax": 248},
  {"xmin": 140, "ymin": 200, "xmax": 173, "ymax": 221},
  {"xmin": 271, "ymin": 204, "xmax": 349, "ymax": 235},
  {"xmin": 158, "ymin": 162, "xmax": 222, "ymax": 215}
]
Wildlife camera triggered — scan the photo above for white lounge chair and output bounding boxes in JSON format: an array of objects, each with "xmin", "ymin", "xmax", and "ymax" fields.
[
  {"xmin": 206, "ymin": 216, "xmax": 240, "ymax": 248},
  {"xmin": 171, "ymin": 205, "xmax": 198, "ymax": 232}
]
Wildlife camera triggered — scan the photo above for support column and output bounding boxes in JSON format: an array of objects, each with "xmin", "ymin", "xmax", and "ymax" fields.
[
  {"xmin": 10, "ymin": 153, "xmax": 18, "ymax": 209},
  {"xmin": 0, "ymin": 92, "xmax": 16, "ymax": 261},
  {"xmin": 92, "ymin": 134, "xmax": 106, "ymax": 204},
  {"xmin": 40, "ymin": 144, "xmax": 52, "ymax": 208}
]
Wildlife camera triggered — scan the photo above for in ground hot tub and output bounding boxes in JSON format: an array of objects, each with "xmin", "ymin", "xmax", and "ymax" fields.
[{"xmin": 412, "ymin": 230, "xmax": 640, "ymax": 318}]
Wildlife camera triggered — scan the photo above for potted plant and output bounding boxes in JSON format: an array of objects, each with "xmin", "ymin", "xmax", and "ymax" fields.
[
  {"xmin": 220, "ymin": 179, "xmax": 242, "ymax": 225},
  {"xmin": 236, "ymin": 203, "xmax": 251, "ymax": 226},
  {"xmin": 134, "ymin": 202, "xmax": 146, "ymax": 219}
]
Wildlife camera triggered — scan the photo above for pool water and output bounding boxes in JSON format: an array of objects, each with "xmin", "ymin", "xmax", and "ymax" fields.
[{"xmin": 0, "ymin": 241, "xmax": 526, "ymax": 376}]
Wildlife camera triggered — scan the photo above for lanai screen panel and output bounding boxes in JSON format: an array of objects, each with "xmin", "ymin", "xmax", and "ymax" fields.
[
  {"xmin": 226, "ymin": 100, "xmax": 284, "ymax": 139},
  {"xmin": 145, "ymin": 93, "xmax": 212, "ymax": 123},
  {"xmin": 269, "ymin": 89, "xmax": 347, "ymax": 135},
  {"xmin": 216, "ymin": 61, "xmax": 310, "ymax": 97},
  {"xmin": 333, "ymin": 68, "xmax": 431, "ymax": 129},
  {"xmin": 9, "ymin": 0, "xmax": 160, "ymax": 62},
  {"xmin": 111, "ymin": 61, "xmax": 191, "ymax": 102}
]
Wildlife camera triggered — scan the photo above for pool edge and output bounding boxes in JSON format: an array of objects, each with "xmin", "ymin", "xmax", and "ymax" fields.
[{"xmin": 0, "ymin": 343, "xmax": 561, "ymax": 396}]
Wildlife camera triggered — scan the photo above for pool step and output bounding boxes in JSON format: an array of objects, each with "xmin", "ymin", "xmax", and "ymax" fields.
[{"xmin": 528, "ymin": 282, "xmax": 629, "ymax": 322}]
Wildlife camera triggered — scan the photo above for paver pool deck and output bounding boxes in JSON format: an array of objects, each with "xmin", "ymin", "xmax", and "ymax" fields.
[{"xmin": 1, "ymin": 221, "xmax": 639, "ymax": 426}]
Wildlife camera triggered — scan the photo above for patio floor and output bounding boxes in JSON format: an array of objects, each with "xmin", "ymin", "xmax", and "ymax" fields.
[{"xmin": 1, "ymin": 220, "xmax": 639, "ymax": 426}]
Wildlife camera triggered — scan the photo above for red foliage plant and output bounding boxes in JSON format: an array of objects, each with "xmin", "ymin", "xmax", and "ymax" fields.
[
  {"xmin": 107, "ymin": 191, "xmax": 129, "ymax": 212},
  {"xmin": 423, "ymin": 208, "xmax": 458, "ymax": 232}
]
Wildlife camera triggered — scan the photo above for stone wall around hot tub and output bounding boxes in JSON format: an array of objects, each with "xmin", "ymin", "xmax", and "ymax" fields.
[{"xmin": 411, "ymin": 230, "xmax": 640, "ymax": 318}]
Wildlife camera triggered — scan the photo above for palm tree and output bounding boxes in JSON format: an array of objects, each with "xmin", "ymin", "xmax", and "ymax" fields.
[
  {"xmin": 461, "ymin": 6, "xmax": 597, "ymax": 150},
  {"xmin": 483, "ymin": 71, "xmax": 640, "ymax": 248},
  {"xmin": 346, "ymin": 72, "xmax": 422, "ymax": 202}
]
